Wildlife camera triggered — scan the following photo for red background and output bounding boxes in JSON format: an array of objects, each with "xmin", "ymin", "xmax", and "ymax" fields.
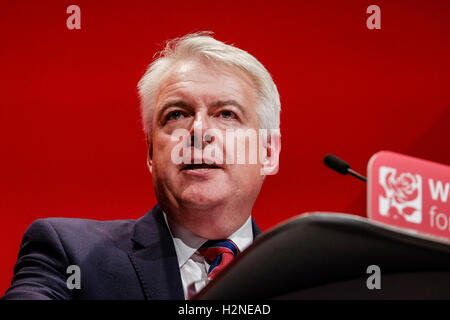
[{"xmin": 1, "ymin": 0, "xmax": 449, "ymax": 295}]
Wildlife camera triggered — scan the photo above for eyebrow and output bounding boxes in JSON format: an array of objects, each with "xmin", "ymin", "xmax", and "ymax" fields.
[
  {"xmin": 157, "ymin": 100, "xmax": 190, "ymax": 118},
  {"xmin": 209, "ymin": 100, "xmax": 247, "ymax": 119},
  {"xmin": 209, "ymin": 100, "xmax": 244, "ymax": 111}
]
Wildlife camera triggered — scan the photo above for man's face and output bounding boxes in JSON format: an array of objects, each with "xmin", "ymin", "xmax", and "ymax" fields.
[{"xmin": 148, "ymin": 58, "xmax": 265, "ymax": 219}]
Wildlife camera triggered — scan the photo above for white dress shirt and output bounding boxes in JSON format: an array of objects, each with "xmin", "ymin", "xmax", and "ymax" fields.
[{"xmin": 163, "ymin": 212, "xmax": 254, "ymax": 299}]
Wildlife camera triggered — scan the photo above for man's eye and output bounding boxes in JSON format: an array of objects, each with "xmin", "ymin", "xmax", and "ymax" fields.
[
  {"xmin": 219, "ymin": 110, "xmax": 237, "ymax": 119},
  {"xmin": 166, "ymin": 110, "xmax": 185, "ymax": 121}
]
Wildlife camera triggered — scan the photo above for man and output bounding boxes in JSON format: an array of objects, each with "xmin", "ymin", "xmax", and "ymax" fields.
[{"xmin": 2, "ymin": 32, "xmax": 281, "ymax": 300}]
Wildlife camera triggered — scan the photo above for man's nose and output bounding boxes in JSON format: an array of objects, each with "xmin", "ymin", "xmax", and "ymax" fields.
[{"xmin": 188, "ymin": 112, "xmax": 213, "ymax": 149}]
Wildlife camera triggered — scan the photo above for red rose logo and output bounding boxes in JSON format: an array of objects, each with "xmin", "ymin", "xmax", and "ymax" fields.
[
  {"xmin": 386, "ymin": 173, "xmax": 419, "ymax": 215},
  {"xmin": 378, "ymin": 166, "xmax": 422, "ymax": 224},
  {"xmin": 386, "ymin": 172, "xmax": 419, "ymax": 203}
]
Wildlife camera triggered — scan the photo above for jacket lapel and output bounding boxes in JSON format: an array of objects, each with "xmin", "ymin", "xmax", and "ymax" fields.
[
  {"xmin": 128, "ymin": 204, "xmax": 184, "ymax": 300},
  {"xmin": 251, "ymin": 218, "xmax": 263, "ymax": 238}
]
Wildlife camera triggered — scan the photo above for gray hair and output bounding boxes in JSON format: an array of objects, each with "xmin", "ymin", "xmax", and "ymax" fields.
[{"xmin": 137, "ymin": 32, "xmax": 281, "ymax": 136}]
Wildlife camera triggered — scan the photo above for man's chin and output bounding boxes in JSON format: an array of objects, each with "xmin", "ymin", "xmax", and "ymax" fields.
[{"xmin": 179, "ymin": 187, "xmax": 229, "ymax": 210}]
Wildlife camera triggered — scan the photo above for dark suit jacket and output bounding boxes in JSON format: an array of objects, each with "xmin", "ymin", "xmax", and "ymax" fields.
[{"xmin": 2, "ymin": 204, "xmax": 262, "ymax": 300}]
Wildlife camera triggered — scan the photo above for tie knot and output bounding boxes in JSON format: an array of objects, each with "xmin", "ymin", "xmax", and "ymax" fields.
[{"xmin": 198, "ymin": 239, "xmax": 240, "ymax": 280}]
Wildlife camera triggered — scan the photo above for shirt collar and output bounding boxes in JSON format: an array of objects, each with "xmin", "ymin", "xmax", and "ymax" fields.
[{"xmin": 163, "ymin": 212, "xmax": 254, "ymax": 268}]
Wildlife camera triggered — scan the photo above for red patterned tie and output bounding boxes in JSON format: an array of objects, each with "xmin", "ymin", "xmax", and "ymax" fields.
[{"xmin": 198, "ymin": 239, "xmax": 240, "ymax": 280}]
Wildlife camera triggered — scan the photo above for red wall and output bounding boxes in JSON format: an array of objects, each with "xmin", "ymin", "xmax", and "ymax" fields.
[{"xmin": 1, "ymin": 0, "xmax": 449, "ymax": 295}]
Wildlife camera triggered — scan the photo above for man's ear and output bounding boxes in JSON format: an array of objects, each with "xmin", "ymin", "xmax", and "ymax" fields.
[
  {"xmin": 146, "ymin": 136, "xmax": 153, "ymax": 174},
  {"xmin": 261, "ymin": 130, "xmax": 281, "ymax": 176}
]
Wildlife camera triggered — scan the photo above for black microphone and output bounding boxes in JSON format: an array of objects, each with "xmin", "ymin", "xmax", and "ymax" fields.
[{"xmin": 323, "ymin": 154, "xmax": 367, "ymax": 182}]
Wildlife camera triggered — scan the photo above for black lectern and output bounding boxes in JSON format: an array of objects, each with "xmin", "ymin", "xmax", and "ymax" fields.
[{"xmin": 195, "ymin": 213, "xmax": 450, "ymax": 299}]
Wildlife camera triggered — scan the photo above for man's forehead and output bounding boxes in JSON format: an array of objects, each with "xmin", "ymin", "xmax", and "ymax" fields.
[
  {"xmin": 156, "ymin": 58, "xmax": 257, "ymax": 101},
  {"xmin": 164, "ymin": 58, "xmax": 238, "ymax": 80}
]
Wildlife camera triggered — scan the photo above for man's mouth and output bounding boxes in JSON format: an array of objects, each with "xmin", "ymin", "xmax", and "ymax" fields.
[{"xmin": 181, "ymin": 163, "xmax": 222, "ymax": 171}]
